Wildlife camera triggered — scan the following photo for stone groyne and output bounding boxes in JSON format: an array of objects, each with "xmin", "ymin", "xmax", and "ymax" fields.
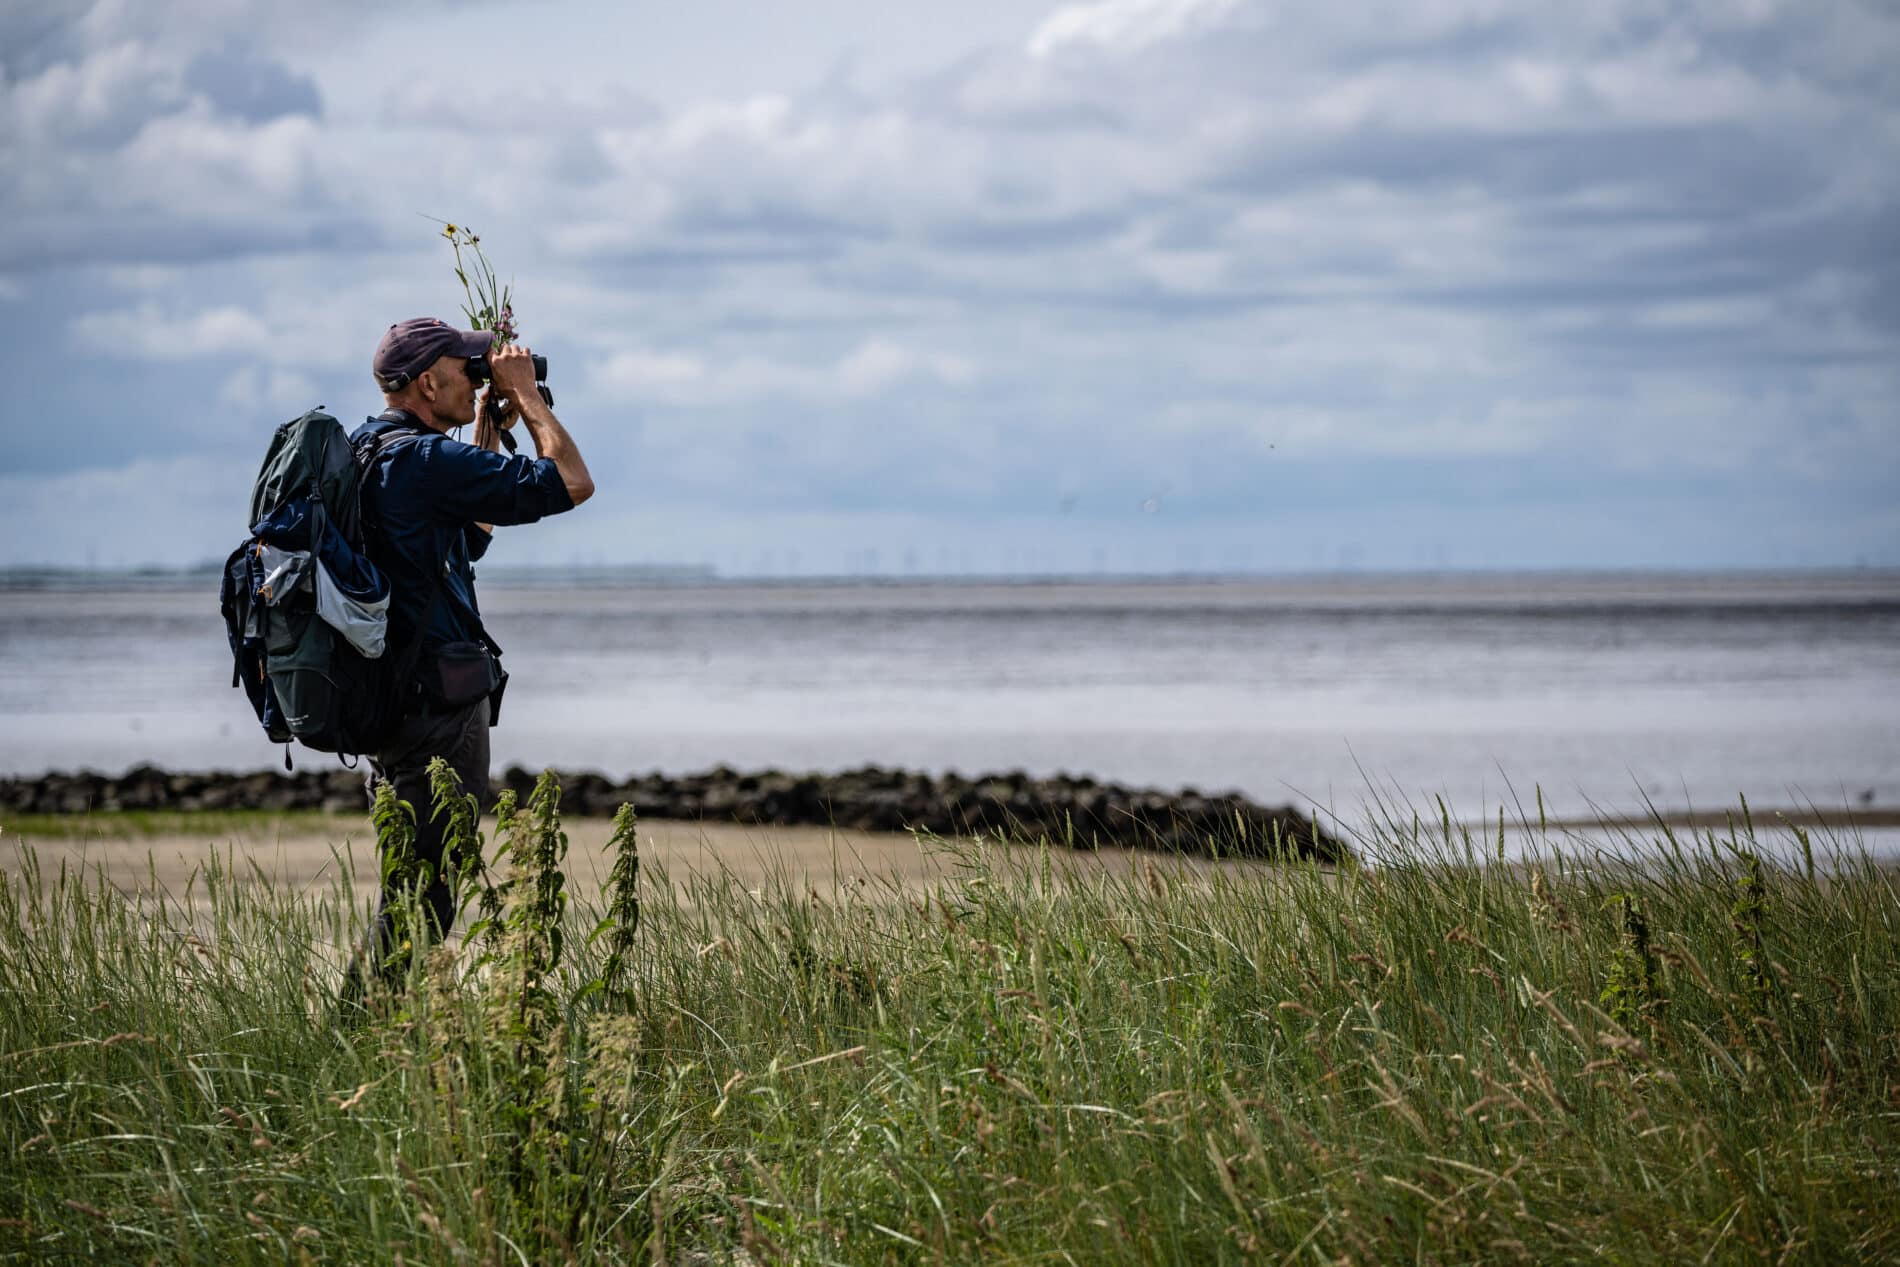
[{"xmin": 1, "ymin": 764, "xmax": 1344, "ymax": 862}]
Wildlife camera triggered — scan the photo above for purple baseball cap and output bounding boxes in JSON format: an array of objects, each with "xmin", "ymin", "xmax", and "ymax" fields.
[{"xmin": 372, "ymin": 317, "xmax": 494, "ymax": 390}]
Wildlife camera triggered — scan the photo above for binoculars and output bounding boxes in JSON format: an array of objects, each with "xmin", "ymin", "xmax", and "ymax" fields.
[{"xmin": 467, "ymin": 353, "xmax": 548, "ymax": 383}]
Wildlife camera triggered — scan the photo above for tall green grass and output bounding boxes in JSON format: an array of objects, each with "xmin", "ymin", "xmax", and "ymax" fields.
[{"xmin": 1, "ymin": 773, "xmax": 1896, "ymax": 1264}]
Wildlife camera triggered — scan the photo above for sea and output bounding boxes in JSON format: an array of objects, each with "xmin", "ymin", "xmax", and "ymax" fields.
[{"xmin": 2, "ymin": 570, "xmax": 1896, "ymax": 852}]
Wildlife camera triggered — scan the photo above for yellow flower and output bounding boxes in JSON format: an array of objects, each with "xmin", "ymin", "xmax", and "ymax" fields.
[{"xmin": 442, "ymin": 223, "xmax": 458, "ymax": 238}]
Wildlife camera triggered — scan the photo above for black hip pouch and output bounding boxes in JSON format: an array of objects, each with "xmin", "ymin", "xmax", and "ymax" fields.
[{"xmin": 421, "ymin": 641, "xmax": 501, "ymax": 710}]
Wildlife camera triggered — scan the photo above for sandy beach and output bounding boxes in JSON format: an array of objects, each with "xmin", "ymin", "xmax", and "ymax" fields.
[
  {"xmin": 0, "ymin": 813, "xmax": 1266, "ymax": 910},
  {"xmin": 7, "ymin": 801, "xmax": 1896, "ymax": 913}
]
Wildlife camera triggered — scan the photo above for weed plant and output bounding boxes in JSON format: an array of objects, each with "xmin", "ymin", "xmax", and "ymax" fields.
[{"xmin": 0, "ymin": 774, "xmax": 1896, "ymax": 1263}]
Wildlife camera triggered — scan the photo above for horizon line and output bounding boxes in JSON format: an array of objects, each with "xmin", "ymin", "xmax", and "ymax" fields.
[{"xmin": 4, "ymin": 561, "xmax": 1899, "ymax": 588}]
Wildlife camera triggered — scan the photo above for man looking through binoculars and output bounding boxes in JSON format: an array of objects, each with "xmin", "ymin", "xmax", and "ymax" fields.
[{"xmin": 341, "ymin": 316, "xmax": 594, "ymax": 1002}]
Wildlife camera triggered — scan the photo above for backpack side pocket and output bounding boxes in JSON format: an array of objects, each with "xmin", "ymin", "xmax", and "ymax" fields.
[{"xmin": 266, "ymin": 606, "xmax": 340, "ymax": 748}]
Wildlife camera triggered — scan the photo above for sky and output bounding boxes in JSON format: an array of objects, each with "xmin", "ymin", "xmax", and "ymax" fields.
[{"xmin": 0, "ymin": 0, "xmax": 1896, "ymax": 575}]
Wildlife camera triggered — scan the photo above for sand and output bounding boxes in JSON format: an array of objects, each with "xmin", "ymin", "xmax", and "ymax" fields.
[{"xmin": 0, "ymin": 813, "xmax": 1256, "ymax": 910}]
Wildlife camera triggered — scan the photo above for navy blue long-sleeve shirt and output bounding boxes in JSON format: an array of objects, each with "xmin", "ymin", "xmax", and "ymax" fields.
[{"xmin": 352, "ymin": 410, "xmax": 574, "ymax": 658}]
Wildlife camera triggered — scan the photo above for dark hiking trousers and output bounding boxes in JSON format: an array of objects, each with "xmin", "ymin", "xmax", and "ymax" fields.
[{"xmin": 338, "ymin": 701, "xmax": 490, "ymax": 1010}]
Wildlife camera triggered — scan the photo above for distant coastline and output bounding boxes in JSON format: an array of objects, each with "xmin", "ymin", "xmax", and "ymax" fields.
[
  {"xmin": 5, "ymin": 563, "xmax": 1899, "ymax": 596},
  {"xmin": 0, "ymin": 561, "xmax": 722, "ymax": 591}
]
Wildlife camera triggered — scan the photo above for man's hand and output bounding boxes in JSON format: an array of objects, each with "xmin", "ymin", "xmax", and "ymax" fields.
[
  {"xmin": 480, "ymin": 340, "xmax": 594, "ymax": 506},
  {"xmin": 473, "ymin": 385, "xmax": 518, "ymax": 452},
  {"xmin": 487, "ymin": 343, "xmax": 541, "ymax": 415}
]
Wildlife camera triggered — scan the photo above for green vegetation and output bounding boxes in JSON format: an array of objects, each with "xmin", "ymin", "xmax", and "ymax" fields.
[{"xmin": 1, "ymin": 771, "xmax": 1896, "ymax": 1264}]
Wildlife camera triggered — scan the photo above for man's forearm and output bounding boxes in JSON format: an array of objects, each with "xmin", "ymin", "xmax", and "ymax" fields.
[{"xmin": 516, "ymin": 396, "xmax": 595, "ymax": 506}]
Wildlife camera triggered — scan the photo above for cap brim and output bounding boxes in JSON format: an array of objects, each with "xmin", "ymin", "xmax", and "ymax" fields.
[{"xmin": 454, "ymin": 329, "xmax": 496, "ymax": 357}]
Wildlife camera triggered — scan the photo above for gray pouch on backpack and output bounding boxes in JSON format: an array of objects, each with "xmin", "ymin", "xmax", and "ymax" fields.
[{"xmin": 314, "ymin": 559, "xmax": 389, "ymax": 658}]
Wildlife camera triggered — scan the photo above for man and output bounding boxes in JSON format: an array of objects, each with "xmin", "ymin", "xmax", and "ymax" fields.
[{"xmin": 345, "ymin": 317, "xmax": 594, "ymax": 996}]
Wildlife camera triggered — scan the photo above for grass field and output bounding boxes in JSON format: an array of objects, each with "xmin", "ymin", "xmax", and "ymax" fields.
[{"xmin": 1, "ymin": 774, "xmax": 1896, "ymax": 1264}]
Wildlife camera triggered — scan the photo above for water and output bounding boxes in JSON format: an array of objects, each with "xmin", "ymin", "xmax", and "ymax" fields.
[{"xmin": 2, "ymin": 571, "xmax": 1896, "ymax": 826}]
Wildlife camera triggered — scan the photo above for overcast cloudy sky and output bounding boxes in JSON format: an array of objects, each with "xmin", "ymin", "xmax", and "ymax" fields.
[{"xmin": 1, "ymin": 0, "xmax": 1895, "ymax": 574}]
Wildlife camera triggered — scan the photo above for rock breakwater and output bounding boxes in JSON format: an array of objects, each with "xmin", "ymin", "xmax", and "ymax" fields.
[{"xmin": 1, "ymin": 764, "xmax": 1343, "ymax": 862}]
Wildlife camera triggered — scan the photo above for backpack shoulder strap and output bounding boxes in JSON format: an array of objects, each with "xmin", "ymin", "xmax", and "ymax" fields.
[{"xmin": 354, "ymin": 420, "xmax": 427, "ymax": 473}]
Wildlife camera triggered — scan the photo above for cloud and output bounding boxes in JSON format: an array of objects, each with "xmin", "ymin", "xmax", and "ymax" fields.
[
  {"xmin": 184, "ymin": 42, "xmax": 321, "ymax": 122},
  {"xmin": 3, "ymin": 38, "xmax": 183, "ymax": 148},
  {"xmin": 101, "ymin": 264, "xmax": 186, "ymax": 291},
  {"xmin": 1, "ymin": 0, "xmax": 1896, "ymax": 569},
  {"xmin": 219, "ymin": 364, "xmax": 319, "ymax": 414},
  {"xmin": 592, "ymin": 337, "xmax": 976, "ymax": 406},
  {"xmin": 837, "ymin": 339, "xmax": 975, "ymax": 395},
  {"xmin": 68, "ymin": 291, "xmax": 371, "ymax": 372},
  {"xmin": 0, "ymin": 453, "xmax": 255, "ymax": 568},
  {"xmin": 121, "ymin": 111, "xmax": 327, "ymax": 205},
  {"xmin": 73, "ymin": 302, "xmax": 272, "ymax": 360},
  {"xmin": 592, "ymin": 349, "xmax": 706, "ymax": 395},
  {"xmin": 1027, "ymin": 0, "xmax": 1242, "ymax": 59},
  {"xmin": 0, "ymin": 5, "xmax": 362, "ymax": 270},
  {"xmin": 379, "ymin": 76, "xmax": 656, "ymax": 134}
]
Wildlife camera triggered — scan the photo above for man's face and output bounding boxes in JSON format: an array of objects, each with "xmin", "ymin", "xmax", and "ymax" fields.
[{"xmin": 420, "ymin": 352, "xmax": 479, "ymax": 426}]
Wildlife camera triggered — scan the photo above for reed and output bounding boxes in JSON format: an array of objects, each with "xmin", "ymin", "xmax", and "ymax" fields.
[{"xmin": 1, "ymin": 777, "xmax": 1895, "ymax": 1263}]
